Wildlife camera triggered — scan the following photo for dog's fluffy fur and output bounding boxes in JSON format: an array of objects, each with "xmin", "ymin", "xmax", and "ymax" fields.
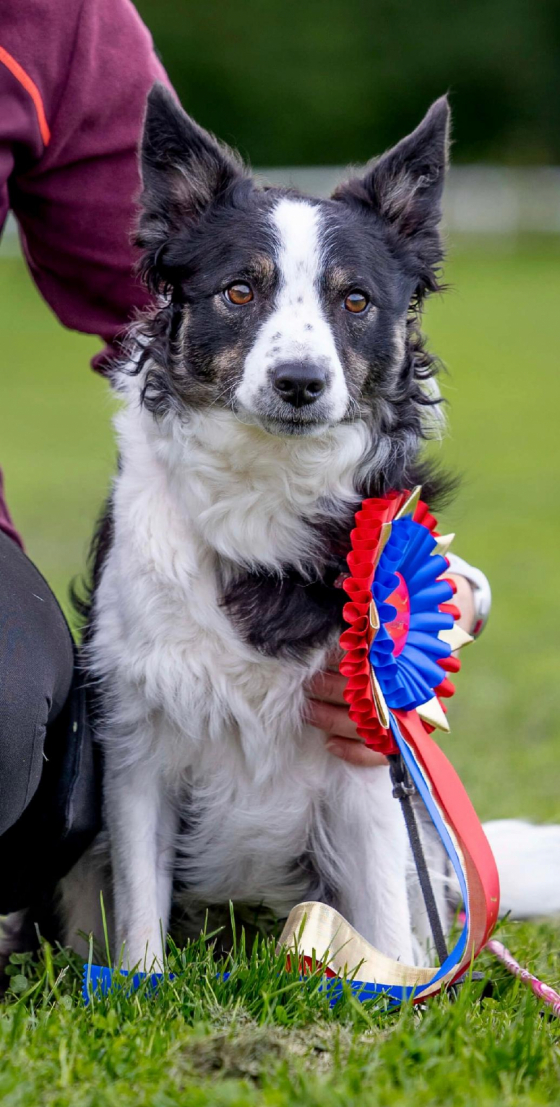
[{"xmin": 3, "ymin": 88, "xmax": 558, "ymax": 976}]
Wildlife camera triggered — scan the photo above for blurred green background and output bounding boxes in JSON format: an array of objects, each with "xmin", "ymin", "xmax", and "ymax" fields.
[
  {"xmin": 1, "ymin": 1, "xmax": 559, "ymax": 827},
  {"xmin": 135, "ymin": 0, "xmax": 560, "ymax": 167},
  {"xmin": 2, "ymin": 240, "xmax": 559, "ymax": 824}
]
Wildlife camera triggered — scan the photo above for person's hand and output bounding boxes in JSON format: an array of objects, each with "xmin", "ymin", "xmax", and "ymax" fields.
[
  {"xmin": 446, "ymin": 572, "xmax": 476, "ymax": 635},
  {"xmin": 304, "ymin": 668, "xmax": 388, "ymax": 766},
  {"xmin": 305, "ymin": 572, "xmax": 476, "ymax": 768}
]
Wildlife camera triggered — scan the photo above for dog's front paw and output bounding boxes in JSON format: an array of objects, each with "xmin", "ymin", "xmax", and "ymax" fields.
[{"xmin": 117, "ymin": 932, "xmax": 166, "ymax": 974}]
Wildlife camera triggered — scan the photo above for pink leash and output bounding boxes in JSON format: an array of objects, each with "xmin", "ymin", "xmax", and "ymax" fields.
[{"xmin": 485, "ymin": 939, "xmax": 560, "ymax": 1017}]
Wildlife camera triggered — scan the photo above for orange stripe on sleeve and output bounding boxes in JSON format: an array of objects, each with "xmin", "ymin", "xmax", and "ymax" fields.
[{"xmin": 0, "ymin": 44, "xmax": 50, "ymax": 146}]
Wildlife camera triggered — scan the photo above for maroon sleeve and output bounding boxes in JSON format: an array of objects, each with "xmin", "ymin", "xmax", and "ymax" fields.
[{"xmin": 0, "ymin": 0, "xmax": 170, "ymax": 545}]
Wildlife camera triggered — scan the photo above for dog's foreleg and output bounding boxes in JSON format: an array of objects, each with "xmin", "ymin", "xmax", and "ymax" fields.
[
  {"xmin": 105, "ymin": 757, "xmax": 177, "ymax": 971},
  {"xmin": 405, "ymin": 795, "xmax": 454, "ymax": 965},
  {"xmin": 319, "ymin": 764, "xmax": 416, "ymax": 965}
]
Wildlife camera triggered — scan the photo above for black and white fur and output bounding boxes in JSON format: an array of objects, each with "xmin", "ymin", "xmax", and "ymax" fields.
[
  {"xmin": 72, "ymin": 88, "xmax": 457, "ymax": 968},
  {"xmin": 7, "ymin": 88, "xmax": 559, "ymax": 974}
]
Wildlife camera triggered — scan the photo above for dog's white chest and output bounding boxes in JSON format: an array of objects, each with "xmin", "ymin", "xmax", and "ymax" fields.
[{"xmin": 173, "ymin": 716, "xmax": 331, "ymax": 914}]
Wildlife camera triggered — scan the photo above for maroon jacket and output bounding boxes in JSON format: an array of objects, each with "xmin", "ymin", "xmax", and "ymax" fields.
[{"xmin": 0, "ymin": 0, "xmax": 168, "ymax": 547}]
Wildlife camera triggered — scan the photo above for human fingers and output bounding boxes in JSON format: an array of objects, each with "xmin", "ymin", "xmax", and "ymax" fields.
[
  {"xmin": 304, "ymin": 697, "xmax": 361, "ymax": 739},
  {"xmin": 325, "ymin": 737, "xmax": 387, "ymax": 767},
  {"xmin": 447, "ymin": 572, "xmax": 476, "ymax": 634},
  {"xmin": 306, "ymin": 669, "xmax": 348, "ymax": 706}
]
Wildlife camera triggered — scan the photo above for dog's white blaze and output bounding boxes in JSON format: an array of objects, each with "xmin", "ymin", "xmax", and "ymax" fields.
[{"xmin": 236, "ymin": 198, "xmax": 348, "ymax": 421}]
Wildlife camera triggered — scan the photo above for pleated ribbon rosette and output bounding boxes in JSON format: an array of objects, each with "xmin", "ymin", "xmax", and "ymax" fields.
[{"xmin": 338, "ymin": 487, "xmax": 462, "ymax": 752}]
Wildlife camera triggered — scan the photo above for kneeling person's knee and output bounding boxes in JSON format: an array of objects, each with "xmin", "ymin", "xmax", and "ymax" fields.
[
  {"xmin": 0, "ymin": 690, "xmax": 50, "ymax": 836},
  {"xmin": 0, "ymin": 537, "xmax": 74, "ymax": 836}
]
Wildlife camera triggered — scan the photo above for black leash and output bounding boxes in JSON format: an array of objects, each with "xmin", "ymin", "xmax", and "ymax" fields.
[{"xmin": 388, "ymin": 753, "xmax": 449, "ymax": 967}]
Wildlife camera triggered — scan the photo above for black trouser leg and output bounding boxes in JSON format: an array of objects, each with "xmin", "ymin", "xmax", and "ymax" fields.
[{"xmin": 0, "ymin": 530, "xmax": 100, "ymax": 915}]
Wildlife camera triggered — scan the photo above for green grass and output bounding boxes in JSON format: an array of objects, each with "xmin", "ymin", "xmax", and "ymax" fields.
[
  {"xmin": 1, "ymin": 239, "xmax": 559, "ymax": 1103},
  {"xmin": 0, "ymin": 919, "xmax": 559, "ymax": 1106}
]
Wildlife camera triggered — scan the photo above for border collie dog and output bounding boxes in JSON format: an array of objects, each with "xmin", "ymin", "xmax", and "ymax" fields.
[{"xmin": 53, "ymin": 87, "xmax": 556, "ymax": 969}]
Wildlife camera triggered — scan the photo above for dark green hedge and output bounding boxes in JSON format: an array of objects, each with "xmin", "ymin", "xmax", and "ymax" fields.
[{"xmin": 134, "ymin": 0, "xmax": 560, "ymax": 166}]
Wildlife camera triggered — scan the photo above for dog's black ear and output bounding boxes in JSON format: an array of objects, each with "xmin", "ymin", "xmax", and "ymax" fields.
[
  {"xmin": 333, "ymin": 97, "xmax": 450, "ymax": 287},
  {"xmin": 137, "ymin": 83, "xmax": 248, "ymax": 288}
]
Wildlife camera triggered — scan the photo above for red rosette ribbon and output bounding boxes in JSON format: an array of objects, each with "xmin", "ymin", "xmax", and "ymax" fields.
[{"xmin": 339, "ymin": 489, "xmax": 461, "ymax": 755}]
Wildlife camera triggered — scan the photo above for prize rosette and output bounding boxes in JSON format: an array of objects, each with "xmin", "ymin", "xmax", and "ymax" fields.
[{"xmin": 338, "ymin": 486, "xmax": 470, "ymax": 753}]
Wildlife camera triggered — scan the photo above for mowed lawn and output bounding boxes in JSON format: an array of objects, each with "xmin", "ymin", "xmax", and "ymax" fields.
[{"xmin": 0, "ymin": 240, "xmax": 559, "ymax": 1105}]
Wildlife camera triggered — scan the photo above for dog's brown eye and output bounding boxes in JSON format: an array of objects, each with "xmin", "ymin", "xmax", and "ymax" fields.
[
  {"xmin": 225, "ymin": 282, "xmax": 253, "ymax": 306},
  {"xmin": 344, "ymin": 290, "xmax": 369, "ymax": 314}
]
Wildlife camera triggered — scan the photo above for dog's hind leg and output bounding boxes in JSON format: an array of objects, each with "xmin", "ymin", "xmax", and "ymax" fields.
[{"xmin": 58, "ymin": 835, "xmax": 112, "ymax": 961}]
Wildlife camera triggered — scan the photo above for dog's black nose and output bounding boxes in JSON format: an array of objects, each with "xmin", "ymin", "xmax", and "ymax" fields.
[{"xmin": 271, "ymin": 362, "xmax": 327, "ymax": 407}]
